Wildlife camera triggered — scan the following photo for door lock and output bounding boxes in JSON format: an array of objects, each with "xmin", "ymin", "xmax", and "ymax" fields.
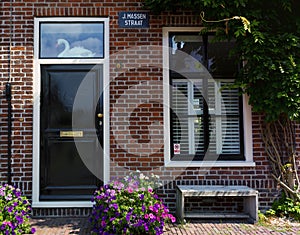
[{"xmin": 97, "ymin": 113, "xmax": 103, "ymax": 118}]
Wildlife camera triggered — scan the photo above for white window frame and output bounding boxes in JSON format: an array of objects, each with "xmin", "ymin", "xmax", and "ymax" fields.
[
  {"xmin": 163, "ymin": 27, "xmax": 255, "ymax": 167},
  {"xmin": 32, "ymin": 17, "xmax": 110, "ymax": 208}
]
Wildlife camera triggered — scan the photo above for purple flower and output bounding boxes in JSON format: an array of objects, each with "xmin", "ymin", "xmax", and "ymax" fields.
[
  {"xmin": 7, "ymin": 206, "xmax": 13, "ymax": 213},
  {"xmin": 14, "ymin": 190, "xmax": 21, "ymax": 197},
  {"xmin": 139, "ymin": 194, "xmax": 144, "ymax": 200},
  {"xmin": 137, "ymin": 219, "xmax": 143, "ymax": 226},
  {"xmin": 110, "ymin": 190, "xmax": 116, "ymax": 196},
  {"xmin": 153, "ymin": 203, "xmax": 160, "ymax": 212},
  {"xmin": 31, "ymin": 227, "xmax": 36, "ymax": 234},
  {"xmin": 149, "ymin": 213, "xmax": 155, "ymax": 220},
  {"xmin": 16, "ymin": 215, "xmax": 24, "ymax": 224},
  {"xmin": 126, "ymin": 213, "xmax": 131, "ymax": 222},
  {"xmin": 2, "ymin": 221, "xmax": 12, "ymax": 227},
  {"xmin": 168, "ymin": 214, "xmax": 176, "ymax": 223},
  {"xmin": 111, "ymin": 203, "xmax": 118, "ymax": 210}
]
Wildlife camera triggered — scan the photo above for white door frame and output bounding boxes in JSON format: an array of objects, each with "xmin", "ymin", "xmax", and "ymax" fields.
[{"xmin": 32, "ymin": 17, "xmax": 110, "ymax": 208}]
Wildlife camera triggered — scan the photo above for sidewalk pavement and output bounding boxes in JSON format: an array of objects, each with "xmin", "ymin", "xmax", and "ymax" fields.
[{"xmin": 30, "ymin": 217, "xmax": 300, "ymax": 235}]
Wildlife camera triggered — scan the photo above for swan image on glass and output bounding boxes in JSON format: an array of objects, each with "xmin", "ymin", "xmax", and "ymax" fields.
[{"xmin": 56, "ymin": 38, "xmax": 96, "ymax": 57}]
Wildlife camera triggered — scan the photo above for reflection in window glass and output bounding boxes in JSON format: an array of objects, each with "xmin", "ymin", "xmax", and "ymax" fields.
[
  {"xmin": 170, "ymin": 33, "xmax": 237, "ymax": 76},
  {"xmin": 40, "ymin": 22, "xmax": 104, "ymax": 58},
  {"xmin": 170, "ymin": 35, "xmax": 204, "ymax": 73}
]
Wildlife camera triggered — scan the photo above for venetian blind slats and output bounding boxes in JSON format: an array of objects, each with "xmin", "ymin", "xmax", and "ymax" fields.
[{"xmin": 171, "ymin": 79, "xmax": 241, "ymax": 156}]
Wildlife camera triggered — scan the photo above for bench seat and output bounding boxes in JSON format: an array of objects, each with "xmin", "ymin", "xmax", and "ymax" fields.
[{"xmin": 176, "ymin": 185, "xmax": 258, "ymax": 223}]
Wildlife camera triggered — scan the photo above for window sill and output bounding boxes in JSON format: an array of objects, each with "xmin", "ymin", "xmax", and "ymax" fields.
[{"xmin": 165, "ymin": 161, "xmax": 256, "ymax": 168}]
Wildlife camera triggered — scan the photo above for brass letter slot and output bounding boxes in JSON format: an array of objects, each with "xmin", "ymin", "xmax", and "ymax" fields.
[{"xmin": 60, "ymin": 131, "xmax": 83, "ymax": 138}]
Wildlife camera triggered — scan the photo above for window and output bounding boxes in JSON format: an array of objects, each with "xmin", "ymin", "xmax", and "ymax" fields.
[
  {"xmin": 163, "ymin": 28, "xmax": 253, "ymax": 165},
  {"xmin": 39, "ymin": 22, "xmax": 104, "ymax": 58}
]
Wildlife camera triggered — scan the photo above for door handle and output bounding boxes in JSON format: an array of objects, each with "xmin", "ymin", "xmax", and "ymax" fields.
[{"xmin": 97, "ymin": 113, "xmax": 103, "ymax": 126}]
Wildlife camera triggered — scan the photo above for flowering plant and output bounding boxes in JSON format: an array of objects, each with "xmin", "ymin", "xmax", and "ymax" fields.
[
  {"xmin": 0, "ymin": 184, "xmax": 35, "ymax": 235},
  {"xmin": 90, "ymin": 171, "xmax": 176, "ymax": 235}
]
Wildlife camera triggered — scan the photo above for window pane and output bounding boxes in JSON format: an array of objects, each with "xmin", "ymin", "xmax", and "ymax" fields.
[
  {"xmin": 193, "ymin": 82, "xmax": 204, "ymax": 114},
  {"xmin": 220, "ymin": 81, "xmax": 241, "ymax": 154},
  {"xmin": 208, "ymin": 36, "xmax": 237, "ymax": 77},
  {"xmin": 207, "ymin": 79, "xmax": 217, "ymax": 113},
  {"xmin": 221, "ymin": 117, "xmax": 241, "ymax": 154},
  {"xmin": 194, "ymin": 117, "xmax": 205, "ymax": 155},
  {"xmin": 40, "ymin": 22, "xmax": 104, "ymax": 58},
  {"xmin": 220, "ymin": 81, "xmax": 240, "ymax": 115},
  {"xmin": 170, "ymin": 34, "xmax": 205, "ymax": 73},
  {"xmin": 209, "ymin": 81, "xmax": 241, "ymax": 155},
  {"xmin": 171, "ymin": 82, "xmax": 190, "ymax": 155}
]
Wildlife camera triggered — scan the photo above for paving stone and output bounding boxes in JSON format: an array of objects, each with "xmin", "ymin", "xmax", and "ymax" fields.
[{"xmin": 30, "ymin": 217, "xmax": 300, "ymax": 235}]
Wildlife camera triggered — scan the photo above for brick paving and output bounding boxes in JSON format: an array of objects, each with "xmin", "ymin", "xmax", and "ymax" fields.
[{"xmin": 30, "ymin": 217, "xmax": 300, "ymax": 235}]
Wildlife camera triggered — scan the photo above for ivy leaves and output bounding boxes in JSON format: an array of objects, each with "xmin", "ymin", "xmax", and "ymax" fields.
[
  {"xmin": 240, "ymin": 29, "xmax": 300, "ymax": 121},
  {"xmin": 143, "ymin": 0, "xmax": 300, "ymax": 122}
]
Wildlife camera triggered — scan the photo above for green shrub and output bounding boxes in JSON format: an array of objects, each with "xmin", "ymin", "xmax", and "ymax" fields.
[
  {"xmin": 266, "ymin": 194, "xmax": 300, "ymax": 221},
  {"xmin": 0, "ymin": 184, "xmax": 35, "ymax": 234}
]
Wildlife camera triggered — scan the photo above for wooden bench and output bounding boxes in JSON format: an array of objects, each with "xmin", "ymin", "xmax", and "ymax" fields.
[{"xmin": 176, "ymin": 185, "xmax": 258, "ymax": 223}]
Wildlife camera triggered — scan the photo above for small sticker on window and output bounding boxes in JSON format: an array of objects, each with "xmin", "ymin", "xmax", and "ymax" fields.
[{"xmin": 174, "ymin": 144, "xmax": 180, "ymax": 155}]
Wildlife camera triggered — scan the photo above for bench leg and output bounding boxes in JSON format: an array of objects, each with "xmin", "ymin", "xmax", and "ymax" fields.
[
  {"xmin": 244, "ymin": 195, "xmax": 258, "ymax": 223},
  {"xmin": 176, "ymin": 188, "xmax": 185, "ymax": 221}
]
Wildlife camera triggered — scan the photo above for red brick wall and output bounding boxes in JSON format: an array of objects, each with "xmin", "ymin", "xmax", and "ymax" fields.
[{"xmin": 0, "ymin": 0, "xmax": 280, "ymax": 214}]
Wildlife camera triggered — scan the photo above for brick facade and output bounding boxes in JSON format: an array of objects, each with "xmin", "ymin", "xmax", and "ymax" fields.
[{"xmin": 0, "ymin": 0, "xmax": 283, "ymax": 216}]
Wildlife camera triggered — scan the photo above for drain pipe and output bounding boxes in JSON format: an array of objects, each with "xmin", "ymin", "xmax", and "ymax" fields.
[
  {"xmin": 6, "ymin": 0, "xmax": 13, "ymax": 185},
  {"xmin": 5, "ymin": 83, "xmax": 12, "ymax": 185}
]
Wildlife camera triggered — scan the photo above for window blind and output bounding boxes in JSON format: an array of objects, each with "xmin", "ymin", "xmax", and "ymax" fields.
[{"xmin": 171, "ymin": 79, "xmax": 241, "ymax": 157}]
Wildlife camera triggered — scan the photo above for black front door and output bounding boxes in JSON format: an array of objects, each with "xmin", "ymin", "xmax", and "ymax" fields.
[{"xmin": 40, "ymin": 64, "xmax": 103, "ymax": 200}]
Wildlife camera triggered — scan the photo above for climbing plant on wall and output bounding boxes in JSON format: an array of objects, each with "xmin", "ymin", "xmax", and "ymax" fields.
[{"xmin": 143, "ymin": 0, "xmax": 300, "ymax": 201}]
